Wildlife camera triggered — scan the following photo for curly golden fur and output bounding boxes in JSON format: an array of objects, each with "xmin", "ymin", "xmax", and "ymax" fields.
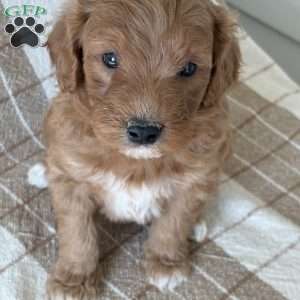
[{"xmin": 45, "ymin": 0, "xmax": 241, "ymax": 297}]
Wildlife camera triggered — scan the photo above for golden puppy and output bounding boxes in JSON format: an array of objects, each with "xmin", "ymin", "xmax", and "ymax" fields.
[{"xmin": 43, "ymin": 0, "xmax": 240, "ymax": 297}]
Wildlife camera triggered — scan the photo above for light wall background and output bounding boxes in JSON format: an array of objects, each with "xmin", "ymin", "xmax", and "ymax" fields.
[{"xmin": 227, "ymin": 0, "xmax": 300, "ymax": 84}]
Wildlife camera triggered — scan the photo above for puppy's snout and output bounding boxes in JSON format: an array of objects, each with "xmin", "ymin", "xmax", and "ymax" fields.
[{"xmin": 127, "ymin": 119, "xmax": 162, "ymax": 145}]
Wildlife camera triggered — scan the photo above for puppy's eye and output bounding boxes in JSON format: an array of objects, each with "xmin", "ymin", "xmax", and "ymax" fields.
[
  {"xmin": 178, "ymin": 62, "xmax": 198, "ymax": 77},
  {"xmin": 102, "ymin": 52, "xmax": 119, "ymax": 69}
]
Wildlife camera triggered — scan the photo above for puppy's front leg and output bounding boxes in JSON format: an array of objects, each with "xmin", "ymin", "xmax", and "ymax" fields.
[
  {"xmin": 144, "ymin": 181, "xmax": 215, "ymax": 292},
  {"xmin": 47, "ymin": 178, "xmax": 100, "ymax": 299}
]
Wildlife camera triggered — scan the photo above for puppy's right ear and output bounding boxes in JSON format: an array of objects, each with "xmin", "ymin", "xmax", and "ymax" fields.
[
  {"xmin": 202, "ymin": 4, "xmax": 241, "ymax": 107},
  {"xmin": 47, "ymin": 2, "xmax": 90, "ymax": 92}
]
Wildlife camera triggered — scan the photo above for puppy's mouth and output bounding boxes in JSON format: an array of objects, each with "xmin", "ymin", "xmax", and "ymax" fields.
[{"xmin": 121, "ymin": 146, "xmax": 162, "ymax": 160}]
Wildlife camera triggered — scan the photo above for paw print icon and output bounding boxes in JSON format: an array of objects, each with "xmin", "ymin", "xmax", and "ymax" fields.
[{"xmin": 4, "ymin": 16, "xmax": 45, "ymax": 48}]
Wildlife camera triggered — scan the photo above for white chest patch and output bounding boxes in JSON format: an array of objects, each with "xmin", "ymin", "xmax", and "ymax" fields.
[{"xmin": 90, "ymin": 172, "xmax": 173, "ymax": 224}]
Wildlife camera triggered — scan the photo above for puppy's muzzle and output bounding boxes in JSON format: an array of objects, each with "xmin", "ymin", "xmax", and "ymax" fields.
[{"xmin": 127, "ymin": 119, "xmax": 163, "ymax": 145}]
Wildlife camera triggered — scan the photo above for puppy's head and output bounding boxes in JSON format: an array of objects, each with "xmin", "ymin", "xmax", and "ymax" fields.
[{"xmin": 48, "ymin": 0, "xmax": 240, "ymax": 160}]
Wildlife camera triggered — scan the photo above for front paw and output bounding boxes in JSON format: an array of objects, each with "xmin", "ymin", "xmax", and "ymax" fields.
[
  {"xmin": 145, "ymin": 257, "xmax": 190, "ymax": 292},
  {"xmin": 47, "ymin": 265, "xmax": 100, "ymax": 300}
]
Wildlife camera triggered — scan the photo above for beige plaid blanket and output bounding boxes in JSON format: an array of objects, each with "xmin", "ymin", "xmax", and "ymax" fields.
[{"xmin": 1, "ymin": 1, "xmax": 300, "ymax": 299}]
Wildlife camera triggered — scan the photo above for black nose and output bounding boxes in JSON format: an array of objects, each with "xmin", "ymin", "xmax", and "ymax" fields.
[{"xmin": 127, "ymin": 120, "xmax": 162, "ymax": 145}]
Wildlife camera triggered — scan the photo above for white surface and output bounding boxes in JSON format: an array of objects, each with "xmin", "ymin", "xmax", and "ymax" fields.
[
  {"xmin": 0, "ymin": 69, "xmax": 45, "ymax": 149},
  {"xmin": 204, "ymin": 177, "xmax": 300, "ymax": 300},
  {"xmin": 278, "ymin": 92, "xmax": 300, "ymax": 119},
  {"xmin": 244, "ymin": 65, "xmax": 299, "ymax": 102},
  {"xmin": 0, "ymin": 228, "xmax": 47, "ymax": 300}
]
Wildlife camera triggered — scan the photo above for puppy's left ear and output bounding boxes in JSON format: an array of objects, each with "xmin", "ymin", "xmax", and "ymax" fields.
[{"xmin": 203, "ymin": 5, "xmax": 241, "ymax": 107}]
